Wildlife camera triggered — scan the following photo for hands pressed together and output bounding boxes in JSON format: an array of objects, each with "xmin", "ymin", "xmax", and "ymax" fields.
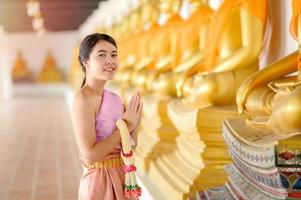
[{"xmin": 122, "ymin": 92, "xmax": 143, "ymax": 132}]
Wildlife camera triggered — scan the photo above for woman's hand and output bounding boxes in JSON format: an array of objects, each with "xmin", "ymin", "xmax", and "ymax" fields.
[{"xmin": 122, "ymin": 92, "xmax": 143, "ymax": 132}]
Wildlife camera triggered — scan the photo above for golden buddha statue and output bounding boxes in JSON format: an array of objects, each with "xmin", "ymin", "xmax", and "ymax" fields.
[
  {"xmin": 217, "ymin": 2, "xmax": 301, "ymax": 198},
  {"xmin": 133, "ymin": 0, "xmax": 184, "ymax": 92},
  {"xmin": 115, "ymin": 17, "xmax": 130, "ymax": 70},
  {"xmin": 118, "ymin": 16, "xmax": 130, "ymax": 40},
  {"xmin": 114, "ymin": 7, "xmax": 144, "ymax": 86},
  {"xmin": 37, "ymin": 50, "xmax": 63, "ymax": 83},
  {"xmin": 12, "ymin": 51, "xmax": 32, "ymax": 83},
  {"xmin": 151, "ymin": 0, "xmax": 213, "ymax": 96},
  {"xmin": 133, "ymin": 0, "xmax": 183, "ymax": 173},
  {"xmin": 236, "ymin": 0, "xmax": 301, "ymax": 135},
  {"xmin": 129, "ymin": 0, "xmax": 161, "ymax": 88},
  {"xmin": 177, "ymin": 0, "xmax": 268, "ymax": 108},
  {"xmin": 68, "ymin": 44, "xmax": 83, "ymax": 89},
  {"xmin": 144, "ymin": 0, "xmax": 269, "ymax": 199}
]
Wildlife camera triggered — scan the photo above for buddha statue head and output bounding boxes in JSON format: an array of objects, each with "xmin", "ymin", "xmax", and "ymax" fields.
[
  {"xmin": 114, "ymin": 23, "xmax": 124, "ymax": 40},
  {"xmin": 96, "ymin": 25, "xmax": 104, "ymax": 34},
  {"xmin": 158, "ymin": 0, "xmax": 182, "ymax": 14},
  {"xmin": 128, "ymin": 6, "xmax": 143, "ymax": 35},
  {"xmin": 110, "ymin": 24, "xmax": 118, "ymax": 39},
  {"xmin": 120, "ymin": 15, "xmax": 130, "ymax": 38},
  {"xmin": 15, "ymin": 51, "xmax": 25, "ymax": 69},
  {"xmin": 12, "ymin": 50, "xmax": 31, "ymax": 82},
  {"xmin": 187, "ymin": 0, "xmax": 208, "ymax": 6},
  {"xmin": 141, "ymin": 0, "xmax": 159, "ymax": 26},
  {"xmin": 44, "ymin": 49, "xmax": 55, "ymax": 69}
]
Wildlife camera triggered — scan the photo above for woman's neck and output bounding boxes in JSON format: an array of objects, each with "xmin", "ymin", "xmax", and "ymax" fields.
[{"xmin": 85, "ymin": 78, "xmax": 106, "ymax": 96}]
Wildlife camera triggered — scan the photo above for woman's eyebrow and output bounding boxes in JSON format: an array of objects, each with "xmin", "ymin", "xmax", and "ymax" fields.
[
  {"xmin": 97, "ymin": 49, "xmax": 106, "ymax": 53},
  {"xmin": 96, "ymin": 50, "xmax": 117, "ymax": 53}
]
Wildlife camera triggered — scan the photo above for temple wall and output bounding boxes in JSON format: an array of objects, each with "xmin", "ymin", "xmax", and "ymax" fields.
[
  {"xmin": 7, "ymin": 31, "xmax": 78, "ymax": 78},
  {"xmin": 259, "ymin": 0, "xmax": 297, "ymax": 68},
  {"xmin": 0, "ymin": 30, "xmax": 12, "ymax": 100}
]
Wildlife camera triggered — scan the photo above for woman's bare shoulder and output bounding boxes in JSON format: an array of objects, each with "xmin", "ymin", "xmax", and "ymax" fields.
[{"xmin": 73, "ymin": 88, "xmax": 94, "ymax": 110}]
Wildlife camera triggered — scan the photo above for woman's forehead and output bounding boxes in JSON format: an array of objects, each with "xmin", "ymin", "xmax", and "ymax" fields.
[{"xmin": 93, "ymin": 40, "xmax": 117, "ymax": 52}]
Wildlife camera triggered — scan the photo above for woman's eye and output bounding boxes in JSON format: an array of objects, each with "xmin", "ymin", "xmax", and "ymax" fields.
[
  {"xmin": 98, "ymin": 54, "xmax": 106, "ymax": 57},
  {"xmin": 112, "ymin": 54, "xmax": 118, "ymax": 57}
]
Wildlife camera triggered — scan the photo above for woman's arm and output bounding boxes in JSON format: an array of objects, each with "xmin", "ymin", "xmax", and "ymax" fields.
[
  {"xmin": 71, "ymin": 93, "xmax": 121, "ymax": 165},
  {"xmin": 122, "ymin": 93, "xmax": 143, "ymax": 149},
  {"xmin": 130, "ymin": 126, "xmax": 138, "ymax": 149}
]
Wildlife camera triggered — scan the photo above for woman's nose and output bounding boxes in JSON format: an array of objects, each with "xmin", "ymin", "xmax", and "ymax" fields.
[{"xmin": 105, "ymin": 59, "xmax": 112, "ymax": 65}]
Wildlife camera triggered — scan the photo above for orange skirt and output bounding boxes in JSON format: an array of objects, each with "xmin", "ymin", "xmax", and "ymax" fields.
[{"xmin": 78, "ymin": 157, "xmax": 128, "ymax": 200}]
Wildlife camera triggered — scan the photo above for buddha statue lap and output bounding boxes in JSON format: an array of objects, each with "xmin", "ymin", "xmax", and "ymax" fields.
[
  {"xmin": 151, "ymin": 0, "xmax": 213, "ymax": 97},
  {"xmin": 236, "ymin": 0, "xmax": 301, "ymax": 135},
  {"xmin": 133, "ymin": 0, "xmax": 184, "ymax": 93},
  {"xmin": 178, "ymin": 0, "xmax": 268, "ymax": 109}
]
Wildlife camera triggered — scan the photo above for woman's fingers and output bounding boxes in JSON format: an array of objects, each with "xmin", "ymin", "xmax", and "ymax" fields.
[
  {"xmin": 129, "ymin": 92, "xmax": 139, "ymax": 112},
  {"xmin": 128, "ymin": 94, "xmax": 135, "ymax": 110},
  {"xmin": 133, "ymin": 93, "xmax": 140, "ymax": 112},
  {"xmin": 137, "ymin": 100, "xmax": 143, "ymax": 115},
  {"xmin": 125, "ymin": 92, "xmax": 142, "ymax": 127}
]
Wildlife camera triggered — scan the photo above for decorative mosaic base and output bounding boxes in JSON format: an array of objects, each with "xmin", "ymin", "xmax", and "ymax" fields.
[
  {"xmin": 198, "ymin": 119, "xmax": 301, "ymax": 200},
  {"xmin": 225, "ymin": 165, "xmax": 286, "ymax": 200},
  {"xmin": 278, "ymin": 170, "xmax": 301, "ymax": 199},
  {"xmin": 196, "ymin": 185, "xmax": 234, "ymax": 200},
  {"xmin": 223, "ymin": 119, "xmax": 301, "ymax": 199},
  {"xmin": 222, "ymin": 121, "xmax": 275, "ymax": 169},
  {"xmin": 276, "ymin": 148, "xmax": 301, "ymax": 167},
  {"xmin": 231, "ymin": 153, "xmax": 286, "ymax": 195}
]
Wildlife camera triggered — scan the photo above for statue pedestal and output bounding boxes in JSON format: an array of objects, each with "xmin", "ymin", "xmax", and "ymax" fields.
[
  {"xmin": 148, "ymin": 100, "xmax": 239, "ymax": 200},
  {"xmin": 200, "ymin": 118, "xmax": 301, "ymax": 199},
  {"xmin": 135, "ymin": 94, "xmax": 179, "ymax": 173}
]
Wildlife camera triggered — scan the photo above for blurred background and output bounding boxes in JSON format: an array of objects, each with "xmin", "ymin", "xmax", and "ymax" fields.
[{"xmin": 0, "ymin": 0, "xmax": 301, "ymax": 200}]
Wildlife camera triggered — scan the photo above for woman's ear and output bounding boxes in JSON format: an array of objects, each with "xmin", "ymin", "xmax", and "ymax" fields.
[{"xmin": 83, "ymin": 59, "xmax": 89, "ymax": 68}]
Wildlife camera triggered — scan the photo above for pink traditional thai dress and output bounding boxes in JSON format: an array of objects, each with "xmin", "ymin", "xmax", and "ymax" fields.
[{"xmin": 78, "ymin": 89, "xmax": 129, "ymax": 200}]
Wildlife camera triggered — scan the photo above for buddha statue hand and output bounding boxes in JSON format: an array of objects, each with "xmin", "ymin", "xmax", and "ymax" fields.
[
  {"xmin": 177, "ymin": 70, "xmax": 209, "ymax": 97},
  {"xmin": 237, "ymin": 52, "xmax": 299, "ymax": 116},
  {"xmin": 239, "ymin": 78, "xmax": 301, "ymax": 135},
  {"xmin": 267, "ymin": 86, "xmax": 301, "ymax": 135},
  {"xmin": 182, "ymin": 71, "xmax": 235, "ymax": 108},
  {"xmin": 236, "ymin": 75, "xmax": 258, "ymax": 115},
  {"xmin": 268, "ymin": 80, "xmax": 301, "ymax": 94}
]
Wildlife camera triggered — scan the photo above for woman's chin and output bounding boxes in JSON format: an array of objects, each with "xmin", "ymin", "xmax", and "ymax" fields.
[
  {"xmin": 98, "ymin": 72, "xmax": 115, "ymax": 81},
  {"xmin": 106, "ymin": 74, "xmax": 115, "ymax": 80}
]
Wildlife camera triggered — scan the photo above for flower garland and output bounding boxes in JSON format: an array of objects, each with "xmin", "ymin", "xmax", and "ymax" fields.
[{"xmin": 116, "ymin": 119, "xmax": 141, "ymax": 199}]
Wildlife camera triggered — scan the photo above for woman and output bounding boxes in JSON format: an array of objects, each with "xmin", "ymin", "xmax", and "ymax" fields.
[{"xmin": 71, "ymin": 33, "xmax": 142, "ymax": 200}]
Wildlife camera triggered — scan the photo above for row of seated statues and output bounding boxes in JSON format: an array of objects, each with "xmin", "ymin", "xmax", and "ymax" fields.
[
  {"xmin": 68, "ymin": 0, "xmax": 301, "ymax": 199},
  {"xmin": 12, "ymin": 50, "xmax": 63, "ymax": 83}
]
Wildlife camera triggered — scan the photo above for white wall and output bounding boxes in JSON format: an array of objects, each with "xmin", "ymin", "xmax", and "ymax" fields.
[
  {"xmin": 0, "ymin": 29, "xmax": 12, "ymax": 100},
  {"xmin": 8, "ymin": 31, "xmax": 79, "ymax": 78},
  {"xmin": 282, "ymin": 0, "xmax": 298, "ymax": 56},
  {"xmin": 259, "ymin": 0, "xmax": 297, "ymax": 68}
]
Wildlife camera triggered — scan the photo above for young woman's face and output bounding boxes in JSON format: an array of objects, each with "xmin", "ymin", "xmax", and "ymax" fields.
[{"xmin": 85, "ymin": 40, "xmax": 119, "ymax": 81}]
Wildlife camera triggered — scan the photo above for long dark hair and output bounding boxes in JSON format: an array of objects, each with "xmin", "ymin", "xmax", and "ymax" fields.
[{"xmin": 78, "ymin": 33, "xmax": 117, "ymax": 88}]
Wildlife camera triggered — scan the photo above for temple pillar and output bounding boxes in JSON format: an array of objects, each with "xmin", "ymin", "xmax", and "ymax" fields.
[{"xmin": 0, "ymin": 29, "xmax": 12, "ymax": 100}]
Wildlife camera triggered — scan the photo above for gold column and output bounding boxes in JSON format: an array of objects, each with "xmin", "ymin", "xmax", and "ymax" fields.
[
  {"xmin": 135, "ymin": 95, "xmax": 179, "ymax": 172},
  {"xmin": 148, "ymin": 100, "xmax": 240, "ymax": 199}
]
